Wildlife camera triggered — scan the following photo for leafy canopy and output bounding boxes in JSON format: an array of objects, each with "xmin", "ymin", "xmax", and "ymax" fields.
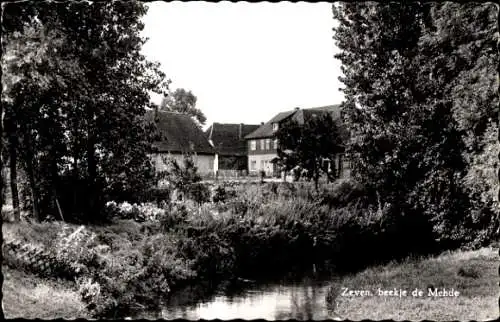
[{"xmin": 275, "ymin": 113, "xmax": 344, "ymax": 188}]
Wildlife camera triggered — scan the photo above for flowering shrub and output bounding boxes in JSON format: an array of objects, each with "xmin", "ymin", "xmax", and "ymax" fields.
[
  {"xmin": 104, "ymin": 201, "xmax": 165, "ymax": 223},
  {"xmin": 134, "ymin": 203, "xmax": 165, "ymax": 223},
  {"xmin": 79, "ymin": 232, "xmax": 197, "ymax": 318},
  {"xmin": 55, "ymin": 224, "xmax": 103, "ymax": 277}
]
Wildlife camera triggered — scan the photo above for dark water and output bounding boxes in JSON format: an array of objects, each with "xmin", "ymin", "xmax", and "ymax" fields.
[{"xmin": 140, "ymin": 266, "xmax": 342, "ymax": 320}]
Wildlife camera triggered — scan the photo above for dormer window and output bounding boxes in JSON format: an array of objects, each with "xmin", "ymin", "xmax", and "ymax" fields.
[{"xmin": 272, "ymin": 123, "xmax": 279, "ymax": 132}]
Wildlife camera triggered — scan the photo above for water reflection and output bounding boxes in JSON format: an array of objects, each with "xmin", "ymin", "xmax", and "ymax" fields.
[{"xmin": 159, "ymin": 272, "xmax": 340, "ymax": 320}]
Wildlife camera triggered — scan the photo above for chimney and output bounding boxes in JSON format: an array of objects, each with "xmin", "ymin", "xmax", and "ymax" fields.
[{"xmin": 239, "ymin": 123, "xmax": 243, "ymax": 139}]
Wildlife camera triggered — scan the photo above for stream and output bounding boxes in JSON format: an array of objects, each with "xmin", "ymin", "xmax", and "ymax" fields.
[{"xmin": 137, "ymin": 265, "xmax": 342, "ymax": 320}]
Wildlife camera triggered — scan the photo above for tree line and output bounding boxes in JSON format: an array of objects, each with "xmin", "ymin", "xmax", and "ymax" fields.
[{"xmin": 1, "ymin": 1, "xmax": 209, "ymax": 223}]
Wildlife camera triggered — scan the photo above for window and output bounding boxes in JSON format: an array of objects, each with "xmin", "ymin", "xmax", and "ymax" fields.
[
  {"xmin": 260, "ymin": 139, "xmax": 265, "ymax": 150},
  {"xmin": 273, "ymin": 139, "xmax": 278, "ymax": 149},
  {"xmin": 251, "ymin": 160, "xmax": 257, "ymax": 170},
  {"xmin": 272, "ymin": 123, "xmax": 279, "ymax": 132},
  {"xmin": 265, "ymin": 139, "xmax": 270, "ymax": 150},
  {"xmin": 250, "ymin": 140, "xmax": 256, "ymax": 151}
]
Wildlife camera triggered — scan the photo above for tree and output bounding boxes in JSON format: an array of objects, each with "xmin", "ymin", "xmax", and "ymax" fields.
[
  {"xmin": 276, "ymin": 113, "xmax": 344, "ymax": 191},
  {"xmin": 418, "ymin": 3, "xmax": 499, "ymax": 238},
  {"xmin": 160, "ymin": 88, "xmax": 206, "ymax": 126},
  {"xmin": 160, "ymin": 154, "xmax": 210, "ymax": 205},
  {"xmin": 332, "ymin": 2, "xmax": 472, "ymax": 248},
  {"xmin": 1, "ymin": 1, "xmax": 169, "ymax": 221},
  {"xmin": 1, "ymin": 19, "xmax": 70, "ymax": 221},
  {"xmin": 162, "ymin": 154, "xmax": 202, "ymax": 194}
]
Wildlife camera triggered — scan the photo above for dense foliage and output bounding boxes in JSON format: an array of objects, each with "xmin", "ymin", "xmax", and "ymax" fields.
[
  {"xmin": 275, "ymin": 113, "xmax": 344, "ymax": 190},
  {"xmin": 1, "ymin": 1, "xmax": 168, "ymax": 222},
  {"xmin": 332, "ymin": 2, "xmax": 498, "ymax": 248}
]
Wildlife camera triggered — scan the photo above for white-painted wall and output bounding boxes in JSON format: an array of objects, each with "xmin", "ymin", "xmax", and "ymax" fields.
[
  {"xmin": 150, "ymin": 152, "xmax": 215, "ymax": 176},
  {"xmin": 248, "ymin": 153, "xmax": 277, "ymax": 176}
]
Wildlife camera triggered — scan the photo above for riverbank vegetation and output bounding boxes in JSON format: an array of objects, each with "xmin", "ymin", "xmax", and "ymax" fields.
[
  {"xmin": 3, "ymin": 179, "xmax": 497, "ymax": 318},
  {"xmin": 326, "ymin": 246, "xmax": 498, "ymax": 320}
]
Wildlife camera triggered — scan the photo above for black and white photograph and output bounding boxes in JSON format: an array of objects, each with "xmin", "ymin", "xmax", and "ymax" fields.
[{"xmin": 1, "ymin": 1, "xmax": 499, "ymax": 320}]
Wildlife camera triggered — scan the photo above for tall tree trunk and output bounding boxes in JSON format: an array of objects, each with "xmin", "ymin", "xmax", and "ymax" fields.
[
  {"xmin": 72, "ymin": 124, "xmax": 80, "ymax": 217},
  {"xmin": 87, "ymin": 128, "xmax": 97, "ymax": 219},
  {"xmin": 9, "ymin": 137, "xmax": 20, "ymax": 222},
  {"xmin": 50, "ymin": 145, "xmax": 62, "ymax": 221},
  {"xmin": 25, "ymin": 155, "xmax": 40, "ymax": 222},
  {"xmin": 23, "ymin": 132, "xmax": 40, "ymax": 222}
]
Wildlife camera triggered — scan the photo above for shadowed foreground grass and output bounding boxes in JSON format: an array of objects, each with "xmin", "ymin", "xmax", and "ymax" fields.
[
  {"xmin": 327, "ymin": 246, "xmax": 499, "ymax": 321},
  {"xmin": 2, "ymin": 266, "xmax": 89, "ymax": 319}
]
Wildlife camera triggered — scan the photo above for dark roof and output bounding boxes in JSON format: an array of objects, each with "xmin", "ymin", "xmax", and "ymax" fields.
[
  {"xmin": 242, "ymin": 121, "xmax": 274, "ymax": 140},
  {"xmin": 301, "ymin": 105, "xmax": 342, "ymax": 123},
  {"xmin": 145, "ymin": 109, "xmax": 215, "ymax": 154},
  {"xmin": 205, "ymin": 123, "xmax": 260, "ymax": 156},
  {"xmin": 244, "ymin": 105, "xmax": 343, "ymax": 140},
  {"xmin": 268, "ymin": 110, "xmax": 297, "ymax": 123}
]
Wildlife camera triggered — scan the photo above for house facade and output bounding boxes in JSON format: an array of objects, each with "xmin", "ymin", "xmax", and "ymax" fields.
[
  {"xmin": 205, "ymin": 123, "xmax": 260, "ymax": 176},
  {"xmin": 244, "ymin": 105, "xmax": 350, "ymax": 179},
  {"xmin": 145, "ymin": 109, "xmax": 216, "ymax": 179}
]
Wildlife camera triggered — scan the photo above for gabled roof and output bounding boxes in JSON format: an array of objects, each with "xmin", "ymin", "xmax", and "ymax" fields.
[
  {"xmin": 244, "ymin": 104, "xmax": 343, "ymax": 140},
  {"xmin": 144, "ymin": 109, "xmax": 215, "ymax": 154},
  {"xmin": 242, "ymin": 122, "xmax": 274, "ymax": 140},
  {"xmin": 205, "ymin": 123, "xmax": 260, "ymax": 156},
  {"xmin": 268, "ymin": 109, "xmax": 298, "ymax": 123},
  {"xmin": 244, "ymin": 109, "xmax": 299, "ymax": 139}
]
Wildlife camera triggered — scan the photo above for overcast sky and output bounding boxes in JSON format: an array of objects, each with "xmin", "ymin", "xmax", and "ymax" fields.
[{"xmin": 141, "ymin": 1, "xmax": 344, "ymax": 128}]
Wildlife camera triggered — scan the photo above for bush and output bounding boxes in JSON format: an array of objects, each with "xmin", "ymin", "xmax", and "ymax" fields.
[
  {"xmin": 55, "ymin": 224, "xmax": 104, "ymax": 278},
  {"xmin": 160, "ymin": 203, "xmax": 189, "ymax": 232},
  {"xmin": 187, "ymin": 183, "xmax": 211, "ymax": 206},
  {"xmin": 212, "ymin": 185, "xmax": 237, "ymax": 203},
  {"xmin": 176, "ymin": 231, "xmax": 236, "ymax": 280},
  {"xmin": 67, "ymin": 225, "xmax": 196, "ymax": 318},
  {"xmin": 86, "ymin": 233, "xmax": 196, "ymax": 318}
]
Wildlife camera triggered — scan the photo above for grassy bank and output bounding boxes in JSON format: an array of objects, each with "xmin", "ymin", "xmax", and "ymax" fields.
[
  {"xmin": 2, "ymin": 266, "xmax": 89, "ymax": 319},
  {"xmin": 326, "ymin": 246, "xmax": 499, "ymax": 320}
]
